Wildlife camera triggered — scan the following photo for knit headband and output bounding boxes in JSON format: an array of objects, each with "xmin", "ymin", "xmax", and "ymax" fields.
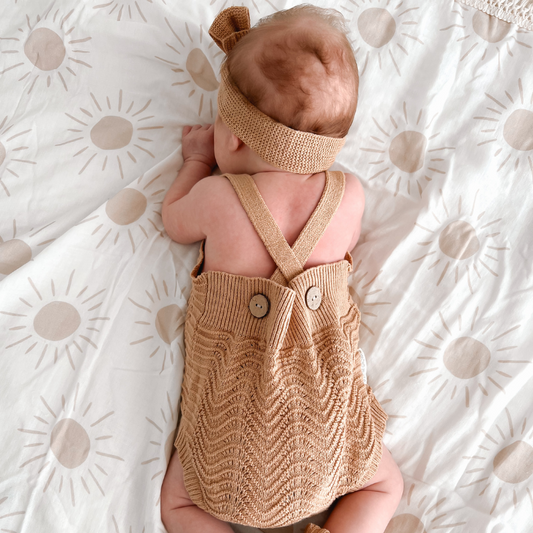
[{"xmin": 208, "ymin": 6, "xmax": 346, "ymax": 174}]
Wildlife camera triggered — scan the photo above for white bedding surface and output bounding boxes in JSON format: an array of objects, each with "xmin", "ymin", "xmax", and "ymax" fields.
[{"xmin": 1, "ymin": 1, "xmax": 532, "ymax": 532}]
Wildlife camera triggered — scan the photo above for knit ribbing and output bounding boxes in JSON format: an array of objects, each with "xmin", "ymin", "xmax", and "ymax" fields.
[
  {"xmin": 217, "ymin": 63, "xmax": 346, "ymax": 174},
  {"xmin": 175, "ymin": 172, "xmax": 387, "ymax": 528}
]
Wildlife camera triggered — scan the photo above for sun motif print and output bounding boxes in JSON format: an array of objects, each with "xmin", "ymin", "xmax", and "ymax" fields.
[
  {"xmin": 128, "ymin": 275, "xmax": 186, "ymax": 373},
  {"xmin": 92, "ymin": 0, "xmax": 160, "ymax": 23},
  {"xmin": 0, "ymin": 116, "xmax": 36, "ymax": 198},
  {"xmin": 157, "ymin": 19, "xmax": 220, "ymax": 119},
  {"xmin": 0, "ymin": 497, "xmax": 25, "ymax": 533},
  {"xmin": 360, "ymin": 102, "xmax": 454, "ymax": 197},
  {"xmin": 140, "ymin": 391, "xmax": 180, "ymax": 505},
  {"xmin": 460, "ymin": 403, "xmax": 533, "ymax": 520},
  {"xmin": 410, "ymin": 306, "xmax": 522, "ymax": 408},
  {"xmin": 56, "ymin": 90, "xmax": 163, "ymax": 180},
  {"xmin": 348, "ymin": 259, "xmax": 391, "ymax": 338},
  {"xmin": 1, "ymin": 4, "xmax": 92, "ymax": 93},
  {"xmin": 18, "ymin": 384, "xmax": 125, "ymax": 507},
  {"xmin": 474, "ymin": 78, "xmax": 533, "ymax": 181},
  {"xmin": 385, "ymin": 481, "xmax": 468, "ymax": 532},
  {"xmin": 0, "ymin": 219, "xmax": 57, "ymax": 279},
  {"xmin": 76, "ymin": 171, "xmax": 167, "ymax": 254},
  {"xmin": 2, "ymin": 270, "xmax": 109, "ymax": 371},
  {"xmin": 412, "ymin": 190, "xmax": 509, "ymax": 294},
  {"xmin": 348, "ymin": 1, "xmax": 424, "ymax": 78}
]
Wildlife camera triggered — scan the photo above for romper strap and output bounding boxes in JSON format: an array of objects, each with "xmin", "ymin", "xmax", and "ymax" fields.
[
  {"xmin": 269, "ymin": 170, "xmax": 345, "ymax": 285},
  {"xmin": 225, "ymin": 174, "xmax": 305, "ymax": 283},
  {"xmin": 224, "ymin": 171, "xmax": 345, "ymax": 285},
  {"xmin": 288, "ymin": 170, "xmax": 345, "ymax": 269}
]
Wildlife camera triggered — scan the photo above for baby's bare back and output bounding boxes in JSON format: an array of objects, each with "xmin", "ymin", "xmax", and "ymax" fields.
[{"xmin": 201, "ymin": 170, "xmax": 364, "ymax": 278}]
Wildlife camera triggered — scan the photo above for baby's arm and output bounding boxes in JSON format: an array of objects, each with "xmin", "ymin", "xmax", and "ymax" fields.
[
  {"xmin": 162, "ymin": 125, "xmax": 217, "ymax": 244},
  {"xmin": 346, "ymin": 174, "xmax": 365, "ymax": 252}
]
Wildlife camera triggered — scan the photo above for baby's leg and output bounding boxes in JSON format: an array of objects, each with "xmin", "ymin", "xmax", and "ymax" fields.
[
  {"xmin": 161, "ymin": 450, "xmax": 234, "ymax": 533},
  {"xmin": 323, "ymin": 446, "xmax": 403, "ymax": 533}
]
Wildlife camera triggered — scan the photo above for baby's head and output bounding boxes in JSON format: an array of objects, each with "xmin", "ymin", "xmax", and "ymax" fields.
[
  {"xmin": 211, "ymin": 5, "xmax": 358, "ymax": 174},
  {"xmin": 226, "ymin": 5, "xmax": 358, "ymax": 138}
]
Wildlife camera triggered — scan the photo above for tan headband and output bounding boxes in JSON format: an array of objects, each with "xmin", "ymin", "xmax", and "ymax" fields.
[{"xmin": 208, "ymin": 6, "xmax": 345, "ymax": 174}]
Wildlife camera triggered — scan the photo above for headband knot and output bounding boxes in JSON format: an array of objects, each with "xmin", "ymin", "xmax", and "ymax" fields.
[{"xmin": 208, "ymin": 6, "xmax": 251, "ymax": 54}]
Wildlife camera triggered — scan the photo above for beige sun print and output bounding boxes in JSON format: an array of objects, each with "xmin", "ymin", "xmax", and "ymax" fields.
[
  {"xmin": 385, "ymin": 482, "xmax": 467, "ymax": 532},
  {"xmin": 156, "ymin": 19, "xmax": 220, "ymax": 119},
  {"xmin": 56, "ymin": 90, "xmax": 162, "ymax": 180},
  {"xmin": 0, "ymin": 497, "xmax": 25, "ymax": 532},
  {"xmin": 0, "ymin": 2, "xmax": 92, "ymax": 93},
  {"xmin": 140, "ymin": 391, "xmax": 178, "ymax": 506},
  {"xmin": 129, "ymin": 275, "xmax": 186, "ymax": 373},
  {"xmin": 367, "ymin": 380, "xmax": 406, "ymax": 437},
  {"xmin": 361, "ymin": 102, "xmax": 454, "ymax": 197},
  {"xmin": 340, "ymin": 0, "xmax": 424, "ymax": 77},
  {"xmin": 460, "ymin": 407, "xmax": 533, "ymax": 517},
  {"xmin": 474, "ymin": 78, "xmax": 533, "ymax": 181},
  {"xmin": 0, "ymin": 219, "xmax": 56, "ymax": 278},
  {"xmin": 92, "ymin": 0, "xmax": 158, "ymax": 23},
  {"xmin": 1, "ymin": 270, "xmax": 109, "ymax": 370},
  {"xmin": 348, "ymin": 259, "xmax": 391, "ymax": 337},
  {"xmin": 18, "ymin": 383, "xmax": 124, "ymax": 507},
  {"xmin": 410, "ymin": 308, "xmax": 524, "ymax": 408},
  {"xmin": 0, "ymin": 115, "xmax": 36, "ymax": 197},
  {"xmin": 440, "ymin": 4, "xmax": 531, "ymax": 70},
  {"xmin": 413, "ymin": 190, "xmax": 509, "ymax": 294},
  {"xmin": 75, "ymin": 173, "xmax": 165, "ymax": 253}
]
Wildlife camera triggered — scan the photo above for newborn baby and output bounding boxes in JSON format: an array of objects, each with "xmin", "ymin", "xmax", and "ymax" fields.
[{"xmin": 160, "ymin": 5, "xmax": 403, "ymax": 533}]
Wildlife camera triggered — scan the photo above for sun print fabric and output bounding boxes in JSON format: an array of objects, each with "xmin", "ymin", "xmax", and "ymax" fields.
[{"xmin": 0, "ymin": 1, "xmax": 532, "ymax": 532}]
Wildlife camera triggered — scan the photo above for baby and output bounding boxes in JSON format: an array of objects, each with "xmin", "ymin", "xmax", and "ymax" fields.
[{"xmin": 160, "ymin": 5, "xmax": 403, "ymax": 533}]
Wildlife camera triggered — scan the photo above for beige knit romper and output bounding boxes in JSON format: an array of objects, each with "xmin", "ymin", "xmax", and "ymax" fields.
[{"xmin": 175, "ymin": 170, "xmax": 388, "ymax": 528}]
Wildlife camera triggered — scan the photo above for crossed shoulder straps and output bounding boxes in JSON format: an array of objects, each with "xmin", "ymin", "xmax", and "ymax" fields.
[{"xmin": 224, "ymin": 170, "xmax": 345, "ymax": 286}]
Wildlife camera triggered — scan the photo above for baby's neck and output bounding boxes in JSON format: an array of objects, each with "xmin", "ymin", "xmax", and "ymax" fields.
[
  {"xmin": 217, "ymin": 165, "xmax": 315, "ymax": 182},
  {"xmin": 219, "ymin": 153, "xmax": 314, "ymax": 181}
]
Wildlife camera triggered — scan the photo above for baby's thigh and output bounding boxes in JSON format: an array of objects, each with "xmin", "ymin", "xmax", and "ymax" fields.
[
  {"xmin": 360, "ymin": 445, "xmax": 403, "ymax": 494},
  {"xmin": 161, "ymin": 450, "xmax": 194, "ymax": 510}
]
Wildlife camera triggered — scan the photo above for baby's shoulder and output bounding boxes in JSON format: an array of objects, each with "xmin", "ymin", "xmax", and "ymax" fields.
[
  {"xmin": 195, "ymin": 174, "xmax": 236, "ymax": 206},
  {"xmin": 343, "ymin": 171, "xmax": 363, "ymax": 192},
  {"xmin": 342, "ymin": 172, "xmax": 365, "ymax": 210},
  {"xmin": 194, "ymin": 175, "xmax": 246, "ymax": 230},
  {"xmin": 199, "ymin": 174, "xmax": 232, "ymax": 191}
]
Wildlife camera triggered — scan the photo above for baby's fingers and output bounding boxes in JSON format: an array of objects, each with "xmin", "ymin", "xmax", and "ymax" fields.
[{"xmin": 182, "ymin": 125, "xmax": 193, "ymax": 137}]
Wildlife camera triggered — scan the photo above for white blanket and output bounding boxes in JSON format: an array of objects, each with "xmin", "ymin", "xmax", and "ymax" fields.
[{"xmin": 1, "ymin": 1, "xmax": 532, "ymax": 532}]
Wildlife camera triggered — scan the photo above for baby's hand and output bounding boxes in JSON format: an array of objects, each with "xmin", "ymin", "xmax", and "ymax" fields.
[{"xmin": 181, "ymin": 124, "xmax": 216, "ymax": 169}]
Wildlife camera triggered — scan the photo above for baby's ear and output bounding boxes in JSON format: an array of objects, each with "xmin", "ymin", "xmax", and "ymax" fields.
[{"xmin": 228, "ymin": 132, "xmax": 245, "ymax": 153}]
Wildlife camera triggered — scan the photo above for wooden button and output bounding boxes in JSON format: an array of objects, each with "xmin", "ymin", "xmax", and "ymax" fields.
[
  {"xmin": 306, "ymin": 286, "xmax": 321, "ymax": 310},
  {"xmin": 249, "ymin": 294, "xmax": 269, "ymax": 318}
]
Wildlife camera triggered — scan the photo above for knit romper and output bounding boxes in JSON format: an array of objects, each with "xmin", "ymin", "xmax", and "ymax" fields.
[{"xmin": 175, "ymin": 170, "xmax": 388, "ymax": 528}]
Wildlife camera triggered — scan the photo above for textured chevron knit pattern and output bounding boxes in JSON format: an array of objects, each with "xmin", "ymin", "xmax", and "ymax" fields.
[{"xmin": 175, "ymin": 171, "xmax": 388, "ymax": 528}]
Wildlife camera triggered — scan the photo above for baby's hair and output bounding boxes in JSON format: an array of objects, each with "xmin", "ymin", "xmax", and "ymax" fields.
[{"xmin": 226, "ymin": 4, "xmax": 358, "ymax": 138}]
